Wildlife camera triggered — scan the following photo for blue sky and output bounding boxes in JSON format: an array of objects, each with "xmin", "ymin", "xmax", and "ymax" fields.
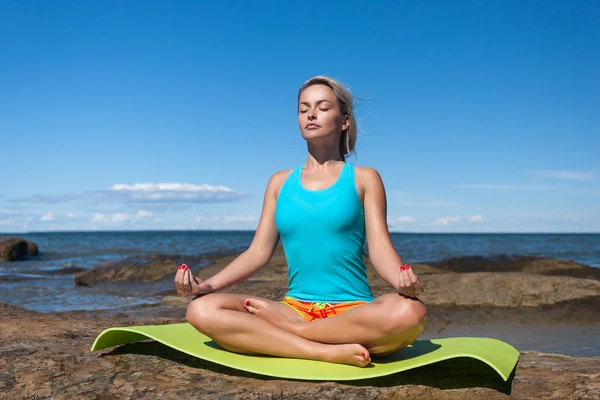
[{"xmin": 1, "ymin": 0, "xmax": 598, "ymax": 233}]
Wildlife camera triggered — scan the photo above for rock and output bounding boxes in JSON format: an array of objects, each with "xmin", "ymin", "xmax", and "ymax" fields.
[
  {"xmin": 50, "ymin": 266, "xmax": 87, "ymax": 275},
  {"xmin": 432, "ymin": 255, "xmax": 600, "ymax": 280},
  {"xmin": 167, "ymin": 247, "xmax": 600, "ymax": 310},
  {"xmin": 0, "ymin": 237, "xmax": 39, "ymax": 261},
  {"xmin": 74, "ymin": 255, "xmax": 188, "ymax": 286},
  {"xmin": 22, "ymin": 266, "xmax": 87, "ymax": 275},
  {"xmin": 0, "ymin": 302, "xmax": 599, "ymax": 399},
  {"xmin": 0, "ymin": 275, "xmax": 29, "ymax": 282},
  {"xmin": 416, "ymin": 273, "xmax": 600, "ymax": 307}
]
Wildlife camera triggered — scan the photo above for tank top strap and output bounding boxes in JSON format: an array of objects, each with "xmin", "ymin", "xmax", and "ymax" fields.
[{"xmin": 337, "ymin": 162, "xmax": 354, "ymax": 189}]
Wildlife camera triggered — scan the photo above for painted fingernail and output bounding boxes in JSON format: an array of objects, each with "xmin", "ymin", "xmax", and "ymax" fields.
[
  {"xmin": 181, "ymin": 264, "xmax": 188, "ymax": 269},
  {"xmin": 244, "ymin": 300, "xmax": 250, "ymax": 306},
  {"xmin": 362, "ymin": 352, "xmax": 366, "ymax": 358},
  {"xmin": 179, "ymin": 265, "xmax": 184, "ymax": 270}
]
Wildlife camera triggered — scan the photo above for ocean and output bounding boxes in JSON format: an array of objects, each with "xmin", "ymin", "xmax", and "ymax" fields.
[{"xmin": 1, "ymin": 231, "xmax": 599, "ymax": 314}]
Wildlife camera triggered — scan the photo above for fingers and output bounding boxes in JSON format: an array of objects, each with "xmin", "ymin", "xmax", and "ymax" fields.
[
  {"xmin": 398, "ymin": 264, "xmax": 422, "ymax": 297},
  {"xmin": 183, "ymin": 269, "xmax": 193, "ymax": 296},
  {"xmin": 174, "ymin": 264, "xmax": 195, "ymax": 296},
  {"xmin": 406, "ymin": 267, "xmax": 424, "ymax": 295},
  {"xmin": 174, "ymin": 267, "xmax": 184, "ymax": 295},
  {"xmin": 398, "ymin": 266, "xmax": 414, "ymax": 297},
  {"xmin": 398, "ymin": 266, "xmax": 408, "ymax": 293}
]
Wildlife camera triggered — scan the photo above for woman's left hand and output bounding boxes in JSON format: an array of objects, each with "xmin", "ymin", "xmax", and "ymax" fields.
[{"xmin": 396, "ymin": 264, "xmax": 424, "ymax": 298}]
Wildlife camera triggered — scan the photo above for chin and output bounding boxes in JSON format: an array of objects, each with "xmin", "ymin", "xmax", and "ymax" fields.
[{"xmin": 300, "ymin": 129, "xmax": 332, "ymax": 141}]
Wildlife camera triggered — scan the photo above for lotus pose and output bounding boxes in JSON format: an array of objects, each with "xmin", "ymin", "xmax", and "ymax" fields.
[{"xmin": 174, "ymin": 76, "xmax": 427, "ymax": 367}]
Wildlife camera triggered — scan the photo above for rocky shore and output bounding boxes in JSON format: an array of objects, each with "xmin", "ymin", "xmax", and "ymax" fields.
[
  {"xmin": 1, "ymin": 241, "xmax": 600, "ymax": 399},
  {"xmin": 0, "ymin": 237, "xmax": 38, "ymax": 261}
]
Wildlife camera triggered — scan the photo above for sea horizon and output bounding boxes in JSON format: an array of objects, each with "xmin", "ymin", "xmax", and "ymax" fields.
[{"xmin": 3, "ymin": 229, "xmax": 600, "ymax": 235}]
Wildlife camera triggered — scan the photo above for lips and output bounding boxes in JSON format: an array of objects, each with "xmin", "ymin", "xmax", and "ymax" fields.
[{"xmin": 306, "ymin": 124, "xmax": 320, "ymax": 129}]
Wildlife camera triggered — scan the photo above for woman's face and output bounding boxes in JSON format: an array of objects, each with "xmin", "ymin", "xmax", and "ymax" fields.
[{"xmin": 297, "ymin": 84, "xmax": 348, "ymax": 144}]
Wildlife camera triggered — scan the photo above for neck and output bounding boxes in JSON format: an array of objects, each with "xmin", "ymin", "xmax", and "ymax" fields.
[{"xmin": 305, "ymin": 143, "xmax": 344, "ymax": 168}]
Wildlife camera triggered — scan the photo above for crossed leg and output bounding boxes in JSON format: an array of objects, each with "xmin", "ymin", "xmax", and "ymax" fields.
[
  {"xmin": 245, "ymin": 293, "xmax": 427, "ymax": 357},
  {"xmin": 187, "ymin": 292, "xmax": 426, "ymax": 366},
  {"xmin": 186, "ymin": 293, "xmax": 371, "ymax": 367}
]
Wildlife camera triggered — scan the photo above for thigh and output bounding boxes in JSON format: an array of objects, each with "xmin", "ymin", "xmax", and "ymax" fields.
[{"xmin": 191, "ymin": 293, "xmax": 301, "ymax": 320}]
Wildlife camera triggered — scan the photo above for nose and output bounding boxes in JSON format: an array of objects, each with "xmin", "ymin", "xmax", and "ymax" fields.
[{"xmin": 307, "ymin": 108, "xmax": 316, "ymax": 120}]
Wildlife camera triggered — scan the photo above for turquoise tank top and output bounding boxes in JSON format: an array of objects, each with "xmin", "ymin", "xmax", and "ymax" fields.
[{"xmin": 275, "ymin": 163, "xmax": 375, "ymax": 303}]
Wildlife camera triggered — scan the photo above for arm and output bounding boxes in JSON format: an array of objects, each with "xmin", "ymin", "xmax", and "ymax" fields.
[
  {"xmin": 201, "ymin": 170, "xmax": 289, "ymax": 292},
  {"xmin": 359, "ymin": 167, "xmax": 423, "ymax": 296}
]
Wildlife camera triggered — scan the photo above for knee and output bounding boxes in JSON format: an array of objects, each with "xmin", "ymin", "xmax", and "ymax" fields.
[
  {"xmin": 186, "ymin": 295, "xmax": 218, "ymax": 335},
  {"xmin": 383, "ymin": 296, "xmax": 427, "ymax": 334}
]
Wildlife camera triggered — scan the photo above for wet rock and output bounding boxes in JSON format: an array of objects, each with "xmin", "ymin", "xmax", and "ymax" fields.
[
  {"xmin": 432, "ymin": 255, "xmax": 600, "ymax": 280},
  {"xmin": 416, "ymin": 273, "xmax": 600, "ymax": 307},
  {"xmin": 51, "ymin": 266, "xmax": 87, "ymax": 275},
  {"xmin": 74, "ymin": 255, "xmax": 201, "ymax": 286},
  {"xmin": 0, "ymin": 275, "xmax": 29, "ymax": 282},
  {"xmin": 0, "ymin": 237, "xmax": 39, "ymax": 261}
]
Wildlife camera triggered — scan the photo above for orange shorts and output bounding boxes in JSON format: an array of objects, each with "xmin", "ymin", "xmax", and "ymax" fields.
[{"xmin": 281, "ymin": 296, "xmax": 368, "ymax": 322}]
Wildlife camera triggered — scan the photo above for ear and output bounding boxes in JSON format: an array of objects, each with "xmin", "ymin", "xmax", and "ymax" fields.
[{"xmin": 342, "ymin": 115, "xmax": 350, "ymax": 131}]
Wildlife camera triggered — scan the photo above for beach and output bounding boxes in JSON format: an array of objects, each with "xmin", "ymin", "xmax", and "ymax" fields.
[{"xmin": 1, "ymin": 233, "xmax": 599, "ymax": 398}]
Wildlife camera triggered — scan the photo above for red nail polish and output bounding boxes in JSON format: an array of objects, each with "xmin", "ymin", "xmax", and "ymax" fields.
[
  {"xmin": 244, "ymin": 300, "xmax": 250, "ymax": 306},
  {"xmin": 362, "ymin": 352, "xmax": 366, "ymax": 358}
]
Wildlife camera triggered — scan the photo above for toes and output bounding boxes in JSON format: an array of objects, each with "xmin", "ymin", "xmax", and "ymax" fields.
[
  {"xmin": 359, "ymin": 347, "xmax": 371, "ymax": 365},
  {"xmin": 245, "ymin": 305, "xmax": 259, "ymax": 314},
  {"xmin": 247, "ymin": 298, "xmax": 267, "ymax": 309},
  {"xmin": 243, "ymin": 300, "xmax": 259, "ymax": 314}
]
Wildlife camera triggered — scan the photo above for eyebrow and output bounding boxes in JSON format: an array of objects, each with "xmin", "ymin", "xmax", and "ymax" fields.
[{"xmin": 299, "ymin": 100, "xmax": 333, "ymax": 107}]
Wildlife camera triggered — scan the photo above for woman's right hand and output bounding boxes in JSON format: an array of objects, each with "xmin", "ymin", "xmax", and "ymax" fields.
[{"xmin": 174, "ymin": 264, "xmax": 213, "ymax": 297}]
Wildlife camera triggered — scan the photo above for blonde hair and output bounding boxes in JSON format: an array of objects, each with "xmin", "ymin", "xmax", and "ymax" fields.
[{"xmin": 298, "ymin": 75, "xmax": 357, "ymax": 160}]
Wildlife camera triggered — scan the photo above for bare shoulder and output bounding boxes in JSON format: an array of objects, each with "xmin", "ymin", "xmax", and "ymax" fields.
[
  {"xmin": 354, "ymin": 165, "xmax": 384, "ymax": 189},
  {"xmin": 266, "ymin": 169, "xmax": 294, "ymax": 197}
]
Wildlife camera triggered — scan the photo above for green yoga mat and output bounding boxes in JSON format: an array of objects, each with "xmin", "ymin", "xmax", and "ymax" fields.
[{"xmin": 91, "ymin": 323, "xmax": 519, "ymax": 381}]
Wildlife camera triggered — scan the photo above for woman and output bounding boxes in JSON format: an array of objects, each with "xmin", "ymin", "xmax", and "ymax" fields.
[{"xmin": 174, "ymin": 76, "xmax": 426, "ymax": 367}]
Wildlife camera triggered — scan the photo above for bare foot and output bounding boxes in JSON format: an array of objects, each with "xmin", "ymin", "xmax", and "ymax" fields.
[
  {"xmin": 244, "ymin": 298, "xmax": 302, "ymax": 333},
  {"xmin": 320, "ymin": 343, "xmax": 371, "ymax": 367}
]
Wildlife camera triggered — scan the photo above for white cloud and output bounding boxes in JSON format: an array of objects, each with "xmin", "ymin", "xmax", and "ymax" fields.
[
  {"xmin": 457, "ymin": 184, "xmax": 553, "ymax": 191},
  {"xmin": 111, "ymin": 213, "xmax": 131, "ymax": 223},
  {"xmin": 433, "ymin": 216, "xmax": 460, "ymax": 225},
  {"xmin": 90, "ymin": 210, "xmax": 154, "ymax": 224},
  {"xmin": 13, "ymin": 182, "xmax": 247, "ymax": 204},
  {"xmin": 469, "ymin": 215, "xmax": 484, "ymax": 223},
  {"xmin": 108, "ymin": 183, "xmax": 243, "ymax": 202},
  {"xmin": 40, "ymin": 212, "xmax": 77, "ymax": 222},
  {"xmin": 135, "ymin": 210, "xmax": 153, "ymax": 218},
  {"xmin": 222, "ymin": 215, "xmax": 256, "ymax": 223},
  {"xmin": 91, "ymin": 214, "xmax": 106, "ymax": 222},
  {"xmin": 532, "ymin": 170, "xmax": 595, "ymax": 181},
  {"xmin": 41, "ymin": 212, "xmax": 55, "ymax": 221},
  {"xmin": 194, "ymin": 215, "xmax": 257, "ymax": 224},
  {"xmin": 388, "ymin": 216, "xmax": 416, "ymax": 224},
  {"xmin": 398, "ymin": 200, "xmax": 458, "ymax": 207}
]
